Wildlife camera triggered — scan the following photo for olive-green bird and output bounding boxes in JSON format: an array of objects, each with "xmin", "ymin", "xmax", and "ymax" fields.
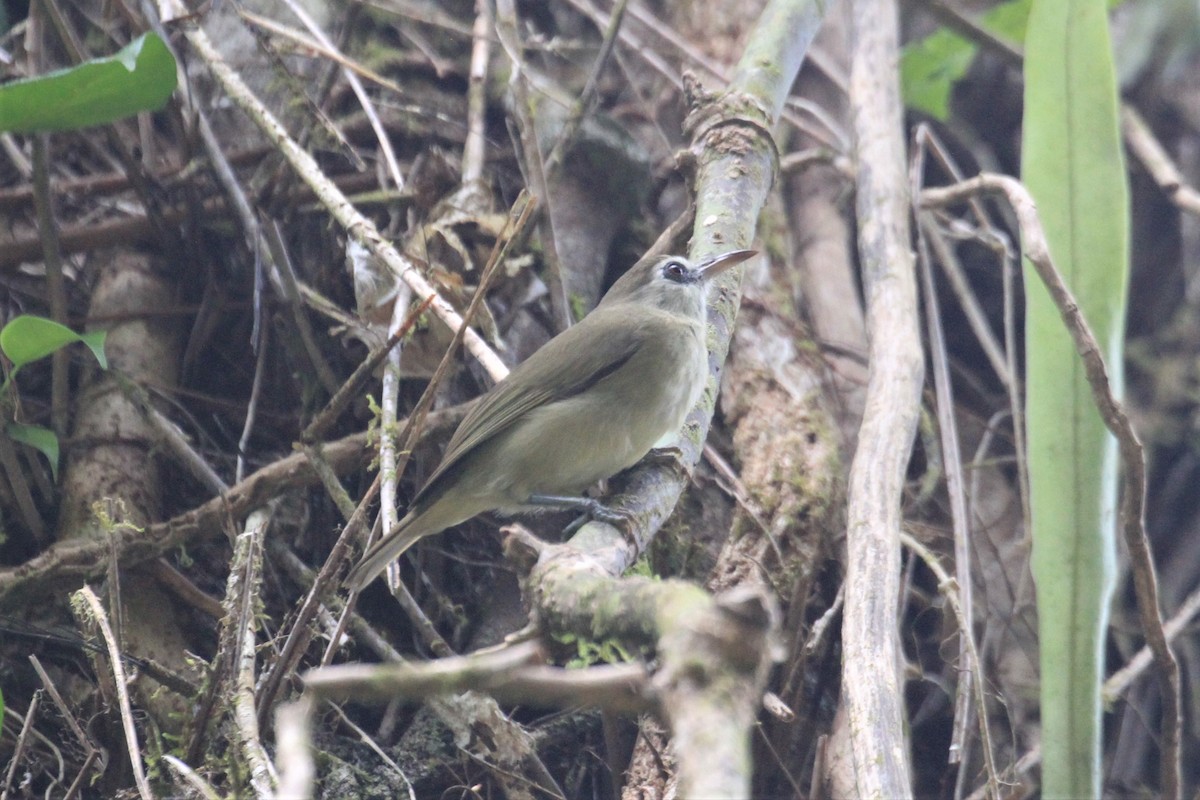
[{"xmin": 346, "ymin": 248, "xmax": 756, "ymax": 590}]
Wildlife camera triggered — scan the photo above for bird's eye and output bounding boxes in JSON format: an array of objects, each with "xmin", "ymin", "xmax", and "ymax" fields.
[{"xmin": 662, "ymin": 260, "xmax": 688, "ymax": 282}]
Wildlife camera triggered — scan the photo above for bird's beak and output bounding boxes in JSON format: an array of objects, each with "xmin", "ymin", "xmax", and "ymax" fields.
[{"xmin": 697, "ymin": 249, "xmax": 757, "ymax": 281}]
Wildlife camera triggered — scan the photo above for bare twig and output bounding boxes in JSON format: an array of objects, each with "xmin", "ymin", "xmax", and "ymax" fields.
[
  {"xmin": 161, "ymin": 756, "xmax": 223, "ymax": 800},
  {"xmin": 912, "ymin": 123, "xmax": 1030, "ymax": 530},
  {"xmin": 325, "ymin": 702, "xmax": 419, "ymax": 798},
  {"xmin": 379, "ymin": 295, "xmax": 412, "ymax": 585},
  {"xmin": 30, "ymin": 137, "xmax": 69, "ymax": 436},
  {"xmin": 256, "ymin": 471, "xmax": 379, "ymax": 720},
  {"xmin": 1121, "ymin": 105, "xmax": 1200, "ymax": 218},
  {"xmin": 919, "ymin": 213, "xmax": 1011, "ymax": 386},
  {"xmin": 228, "ymin": 509, "xmax": 278, "ymax": 799},
  {"xmin": 75, "ymin": 586, "xmax": 153, "ymax": 800},
  {"xmin": 180, "ymin": 22, "xmax": 508, "ymax": 382},
  {"xmin": 302, "ymin": 294, "xmax": 436, "ymax": 443},
  {"xmin": 901, "ymin": 534, "xmax": 1000, "ymax": 800},
  {"xmin": 273, "ymin": 0, "xmax": 405, "ymax": 189},
  {"xmin": 1, "ymin": 690, "xmax": 41, "ymax": 800},
  {"xmin": 28, "ymin": 655, "xmax": 96, "ymax": 762},
  {"xmin": 494, "ymin": 0, "xmax": 571, "ymax": 331},
  {"xmin": 306, "ymin": 640, "xmax": 651, "ymax": 713},
  {"xmin": 544, "ymin": 0, "xmax": 630, "ymax": 176},
  {"xmin": 371, "ymin": 194, "xmax": 532, "ymax": 621},
  {"xmin": 915, "ymin": 216, "xmax": 979, "ymax": 772},
  {"xmin": 1105, "ymin": 577, "xmax": 1200, "ymax": 700},
  {"xmin": 462, "ymin": 0, "xmax": 492, "ymax": 184}
]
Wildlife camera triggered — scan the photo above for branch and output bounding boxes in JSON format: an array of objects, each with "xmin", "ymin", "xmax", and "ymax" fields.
[
  {"xmin": 837, "ymin": 0, "xmax": 921, "ymax": 795},
  {"xmin": 180, "ymin": 23, "xmax": 508, "ymax": 382},
  {"xmin": 0, "ymin": 407, "xmax": 466, "ymax": 605}
]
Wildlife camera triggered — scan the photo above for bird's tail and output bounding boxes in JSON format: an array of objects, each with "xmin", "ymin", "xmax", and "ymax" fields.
[
  {"xmin": 344, "ymin": 509, "xmax": 432, "ymax": 592},
  {"xmin": 345, "ymin": 493, "xmax": 485, "ymax": 591}
]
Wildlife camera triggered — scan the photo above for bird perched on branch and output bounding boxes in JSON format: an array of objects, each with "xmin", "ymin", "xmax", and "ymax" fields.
[{"xmin": 346, "ymin": 248, "xmax": 756, "ymax": 591}]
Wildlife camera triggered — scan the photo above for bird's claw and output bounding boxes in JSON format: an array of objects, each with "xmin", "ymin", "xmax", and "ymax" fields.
[{"xmin": 646, "ymin": 445, "xmax": 693, "ymax": 480}]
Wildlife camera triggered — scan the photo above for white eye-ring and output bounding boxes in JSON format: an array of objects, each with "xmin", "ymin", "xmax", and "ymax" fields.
[{"xmin": 663, "ymin": 260, "xmax": 688, "ymax": 281}]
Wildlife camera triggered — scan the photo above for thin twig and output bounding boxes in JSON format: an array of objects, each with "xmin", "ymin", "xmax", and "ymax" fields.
[
  {"xmin": 378, "ymin": 192, "xmax": 535, "ymax": 581},
  {"xmin": 494, "ymin": 0, "xmax": 571, "ymax": 331},
  {"xmin": 272, "ymin": 0, "xmax": 405, "ymax": 189},
  {"xmin": 901, "ymin": 533, "xmax": 1000, "ymax": 800},
  {"xmin": 1121, "ymin": 105, "xmax": 1200, "ymax": 218},
  {"xmin": 324, "ymin": 702, "xmax": 418, "ymax": 799},
  {"xmin": 261, "ymin": 219, "xmax": 342, "ymax": 395},
  {"xmin": 911, "ymin": 126, "xmax": 1030, "ymax": 532},
  {"xmin": 255, "ymin": 473, "xmax": 381, "ymax": 721},
  {"xmin": 914, "ymin": 210, "xmax": 978, "ymax": 771},
  {"xmin": 302, "ymin": 294, "xmax": 436, "ymax": 443},
  {"xmin": 161, "ymin": 756, "xmax": 223, "ymax": 800},
  {"xmin": 30, "ymin": 137, "xmax": 69, "ymax": 436},
  {"xmin": 462, "ymin": 0, "xmax": 492, "ymax": 184},
  {"xmin": 374, "ymin": 193, "xmax": 534, "ymax": 613},
  {"xmin": 544, "ymin": 0, "xmax": 630, "ymax": 176},
  {"xmin": 1106, "ymin": 581, "xmax": 1200, "ymax": 700},
  {"xmin": 380, "ymin": 293, "xmax": 411, "ymax": 586},
  {"xmin": 228, "ymin": 509, "xmax": 278, "ymax": 798},
  {"xmin": 28, "ymin": 655, "xmax": 95, "ymax": 759},
  {"xmin": 75, "ymin": 586, "xmax": 154, "ymax": 800},
  {"xmin": 237, "ymin": 311, "xmax": 269, "ymax": 484},
  {"xmin": 180, "ymin": 21, "xmax": 508, "ymax": 382},
  {"xmin": 1, "ymin": 690, "xmax": 40, "ymax": 800},
  {"xmin": 919, "ymin": 212, "xmax": 1011, "ymax": 386}
]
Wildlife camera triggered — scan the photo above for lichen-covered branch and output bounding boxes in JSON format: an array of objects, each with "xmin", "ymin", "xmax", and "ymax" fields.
[{"xmin": 837, "ymin": 0, "xmax": 921, "ymax": 795}]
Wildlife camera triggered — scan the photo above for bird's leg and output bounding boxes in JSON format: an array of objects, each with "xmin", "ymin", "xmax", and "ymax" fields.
[{"xmin": 525, "ymin": 494, "xmax": 634, "ymax": 535}]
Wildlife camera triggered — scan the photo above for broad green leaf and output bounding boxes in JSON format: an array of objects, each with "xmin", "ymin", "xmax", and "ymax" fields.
[
  {"xmin": 0, "ymin": 315, "xmax": 108, "ymax": 370},
  {"xmin": 6, "ymin": 423, "xmax": 60, "ymax": 480},
  {"xmin": 1021, "ymin": 1, "xmax": 1128, "ymax": 797},
  {"xmin": 900, "ymin": 27, "xmax": 978, "ymax": 119},
  {"xmin": 0, "ymin": 32, "xmax": 176, "ymax": 133},
  {"xmin": 987, "ymin": 0, "xmax": 1035, "ymax": 42},
  {"xmin": 901, "ymin": 0, "xmax": 1031, "ymax": 119}
]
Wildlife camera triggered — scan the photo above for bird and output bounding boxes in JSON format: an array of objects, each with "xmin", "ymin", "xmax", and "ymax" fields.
[{"xmin": 346, "ymin": 248, "xmax": 756, "ymax": 590}]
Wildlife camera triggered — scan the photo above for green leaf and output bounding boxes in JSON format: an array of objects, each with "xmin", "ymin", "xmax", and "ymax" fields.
[
  {"xmin": 901, "ymin": 0, "xmax": 1031, "ymax": 120},
  {"xmin": 6, "ymin": 423, "xmax": 60, "ymax": 480},
  {"xmin": 1021, "ymin": 1, "xmax": 1128, "ymax": 797},
  {"xmin": 77, "ymin": 331, "xmax": 108, "ymax": 369},
  {"xmin": 901, "ymin": 27, "xmax": 979, "ymax": 119},
  {"xmin": 0, "ymin": 315, "xmax": 108, "ymax": 371},
  {"xmin": 986, "ymin": 0, "xmax": 1034, "ymax": 42},
  {"xmin": 0, "ymin": 32, "xmax": 176, "ymax": 133}
]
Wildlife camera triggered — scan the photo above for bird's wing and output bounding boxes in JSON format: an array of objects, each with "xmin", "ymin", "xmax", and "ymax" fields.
[{"xmin": 414, "ymin": 306, "xmax": 645, "ymax": 501}]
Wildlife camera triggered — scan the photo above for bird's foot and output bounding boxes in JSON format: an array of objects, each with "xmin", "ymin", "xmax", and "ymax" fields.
[
  {"xmin": 527, "ymin": 494, "xmax": 635, "ymax": 537},
  {"xmin": 646, "ymin": 445, "xmax": 694, "ymax": 480}
]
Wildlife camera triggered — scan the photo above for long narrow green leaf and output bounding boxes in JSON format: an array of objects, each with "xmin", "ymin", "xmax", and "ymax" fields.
[
  {"xmin": 1021, "ymin": 1, "xmax": 1128, "ymax": 797},
  {"xmin": 0, "ymin": 32, "xmax": 176, "ymax": 133}
]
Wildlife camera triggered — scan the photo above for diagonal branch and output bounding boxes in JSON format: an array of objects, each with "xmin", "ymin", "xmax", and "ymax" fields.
[{"xmin": 179, "ymin": 22, "xmax": 508, "ymax": 382}]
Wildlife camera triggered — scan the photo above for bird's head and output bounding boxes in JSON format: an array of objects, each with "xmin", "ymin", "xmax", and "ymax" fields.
[{"xmin": 598, "ymin": 249, "xmax": 757, "ymax": 317}]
